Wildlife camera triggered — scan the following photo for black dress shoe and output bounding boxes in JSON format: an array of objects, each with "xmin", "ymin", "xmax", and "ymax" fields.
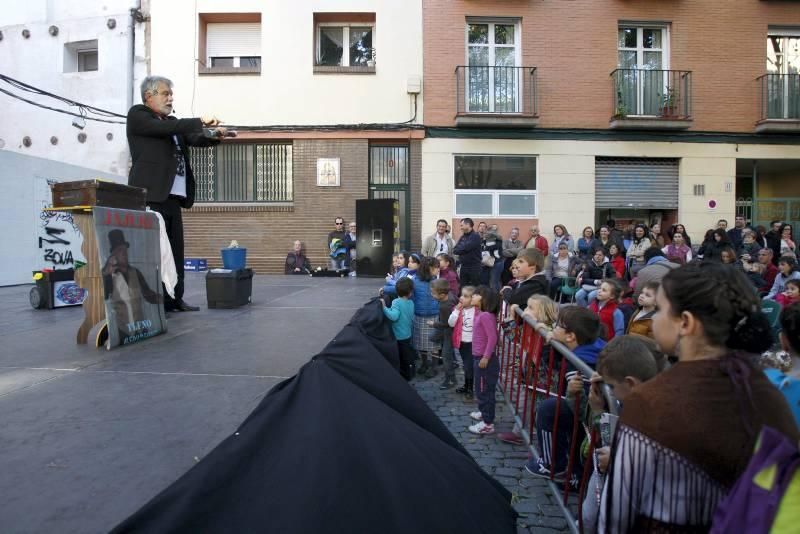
[{"xmin": 174, "ymin": 300, "xmax": 200, "ymax": 312}]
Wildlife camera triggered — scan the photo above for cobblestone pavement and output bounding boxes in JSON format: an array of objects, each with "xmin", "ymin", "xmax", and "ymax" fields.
[{"xmin": 413, "ymin": 367, "xmax": 571, "ymax": 533}]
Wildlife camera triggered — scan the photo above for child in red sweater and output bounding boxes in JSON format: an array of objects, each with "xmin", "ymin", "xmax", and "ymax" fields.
[
  {"xmin": 468, "ymin": 286, "xmax": 501, "ymax": 435},
  {"xmin": 608, "ymin": 243, "xmax": 626, "ymax": 279},
  {"xmin": 589, "ymin": 279, "xmax": 625, "ymax": 340},
  {"xmin": 776, "ymin": 279, "xmax": 800, "ymax": 309}
]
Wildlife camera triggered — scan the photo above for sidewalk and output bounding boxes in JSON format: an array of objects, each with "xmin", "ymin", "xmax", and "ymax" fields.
[{"xmin": 413, "ymin": 369, "xmax": 571, "ymax": 533}]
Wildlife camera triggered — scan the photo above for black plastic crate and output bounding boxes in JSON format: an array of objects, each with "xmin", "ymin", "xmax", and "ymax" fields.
[{"xmin": 206, "ymin": 268, "xmax": 254, "ymax": 309}]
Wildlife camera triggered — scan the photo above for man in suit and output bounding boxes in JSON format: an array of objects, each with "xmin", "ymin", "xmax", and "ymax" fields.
[{"xmin": 127, "ymin": 75, "xmax": 226, "ymax": 312}]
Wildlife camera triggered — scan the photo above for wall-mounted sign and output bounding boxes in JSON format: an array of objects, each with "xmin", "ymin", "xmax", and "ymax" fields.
[{"xmin": 317, "ymin": 158, "xmax": 340, "ymax": 187}]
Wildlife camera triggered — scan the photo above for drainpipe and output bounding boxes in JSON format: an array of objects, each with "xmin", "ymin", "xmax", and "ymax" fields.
[{"xmin": 127, "ymin": 1, "xmax": 142, "ymax": 110}]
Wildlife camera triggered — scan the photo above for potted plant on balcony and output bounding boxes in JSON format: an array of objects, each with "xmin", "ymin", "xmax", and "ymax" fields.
[
  {"xmin": 613, "ymin": 104, "xmax": 629, "ymax": 119},
  {"xmin": 660, "ymin": 87, "xmax": 678, "ymax": 118}
]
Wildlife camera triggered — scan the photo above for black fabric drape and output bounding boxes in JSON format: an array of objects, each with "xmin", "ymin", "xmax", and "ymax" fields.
[{"xmin": 112, "ymin": 299, "xmax": 517, "ymax": 534}]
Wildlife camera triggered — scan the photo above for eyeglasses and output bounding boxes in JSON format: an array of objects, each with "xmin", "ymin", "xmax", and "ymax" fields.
[{"xmin": 335, "ymin": 222, "xmax": 343, "ymax": 225}]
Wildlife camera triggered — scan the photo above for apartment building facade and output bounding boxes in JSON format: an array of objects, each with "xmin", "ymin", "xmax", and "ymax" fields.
[
  {"xmin": 149, "ymin": 0, "xmax": 423, "ymax": 273},
  {"xmin": 422, "ymin": 0, "xmax": 800, "ymax": 245},
  {"xmin": 0, "ymin": 0, "xmax": 147, "ymax": 285}
]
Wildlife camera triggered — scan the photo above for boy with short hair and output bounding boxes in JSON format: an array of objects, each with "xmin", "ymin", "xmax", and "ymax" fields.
[
  {"xmin": 428, "ymin": 278, "xmax": 459, "ymax": 390},
  {"xmin": 581, "ymin": 336, "xmax": 659, "ymax": 531},
  {"xmin": 525, "ymin": 306, "xmax": 606, "ymax": 483},
  {"xmin": 382, "ymin": 277, "xmax": 415, "ymax": 380},
  {"xmin": 501, "ymin": 248, "xmax": 548, "ymax": 308}
]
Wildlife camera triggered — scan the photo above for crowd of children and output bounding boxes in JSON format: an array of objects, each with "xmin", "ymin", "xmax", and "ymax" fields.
[{"xmin": 377, "ymin": 218, "xmax": 800, "ymax": 532}]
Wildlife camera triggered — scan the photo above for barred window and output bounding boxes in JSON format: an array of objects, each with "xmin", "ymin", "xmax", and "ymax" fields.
[{"xmin": 190, "ymin": 143, "xmax": 292, "ymax": 203}]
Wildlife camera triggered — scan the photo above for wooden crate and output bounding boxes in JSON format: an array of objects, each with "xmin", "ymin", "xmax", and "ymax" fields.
[{"xmin": 52, "ymin": 180, "xmax": 146, "ymax": 211}]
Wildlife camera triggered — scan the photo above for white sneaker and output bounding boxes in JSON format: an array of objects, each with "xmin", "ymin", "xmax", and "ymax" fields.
[
  {"xmin": 469, "ymin": 411, "xmax": 483, "ymax": 421},
  {"xmin": 468, "ymin": 421, "xmax": 495, "ymax": 435}
]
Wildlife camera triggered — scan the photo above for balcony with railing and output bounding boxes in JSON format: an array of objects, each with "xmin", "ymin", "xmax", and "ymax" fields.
[
  {"xmin": 609, "ymin": 69, "xmax": 692, "ymax": 130},
  {"xmin": 455, "ymin": 66, "xmax": 539, "ymax": 127},
  {"xmin": 756, "ymin": 74, "xmax": 800, "ymax": 133}
]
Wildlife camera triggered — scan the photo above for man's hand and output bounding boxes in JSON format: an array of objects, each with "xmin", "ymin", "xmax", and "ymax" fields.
[
  {"xmin": 210, "ymin": 127, "xmax": 228, "ymax": 137},
  {"xmin": 478, "ymin": 356, "xmax": 490, "ymax": 369},
  {"xmin": 102, "ymin": 257, "xmax": 118, "ymax": 276},
  {"xmin": 567, "ymin": 373, "xmax": 584, "ymax": 397},
  {"xmin": 426, "ymin": 320, "xmax": 434, "ymax": 326},
  {"xmin": 201, "ymin": 115, "xmax": 220, "ymax": 127},
  {"xmin": 596, "ymin": 446, "xmax": 610, "ymax": 473},
  {"xmin": 294, "ymin": 268, "xmax": 301, "ymax": 273}
]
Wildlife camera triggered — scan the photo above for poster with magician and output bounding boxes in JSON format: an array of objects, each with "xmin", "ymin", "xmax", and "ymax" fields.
[{"xmin": 94, "ymin": 207, "xmax": 166, "ymax": 348}]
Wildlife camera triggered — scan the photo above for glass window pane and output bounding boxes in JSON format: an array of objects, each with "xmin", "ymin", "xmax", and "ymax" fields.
[
  {"xmin": 454, "ymin": 156, "xmax": 537, "ymax": 190},
  {"xmin": 318, "ymin": 27, "xmax": 344, "ymax": 66},
  {"xmin": 495, "ymin": 47, "xmax": 515, "ymax": 67},
  {"xmin": 643, "ymin": 29, "xmax": 662, "ymax": 49},
  {"xmin": 767, "ymin": 36, "xmax": 783, "ymax": 73},
  {"xmin": 643, "ymin": 51, "xmax": 662, "ymax": 69},
  {"xmin": 468, "ymin": 24, "xmax": 488, "ymax": 44},
  {"xmin": 78, "ymin": 50, "xmax": 98, "ymax": 71},
  {"xmin": 456, "ymin": 194, "xmax": 493, "ymax": 215},
  {"xmin": 787, "ymin": 37, "xmax": 800, "ymax": 74},
  {"xmin": 349, "ymin": 27, "xmax": 373, "ymax": 66},
  {"xmin": 499, "ymin": 194, "xmax": 536, "ymax": 216},
  {"xmin": 469, "ymin": 46, "xmax": 489, "ymax": 66},
  {"xmin": 240, "ymin": 56, "xmax": 261, "ymax": 68},
  {"xmin": 619, "ymin": 28, "xmax": 636, "ymax": 49},
  {"xmin": 495, "ymin": 25, "xmax": 514, "ymax": 45},
  {"xmin": 211, "ymin": 57, "xmax": 233, "ymax": 67},
  {"xmin": 618, "ymin": 50, "xmax": 637, "ymax": 69}
]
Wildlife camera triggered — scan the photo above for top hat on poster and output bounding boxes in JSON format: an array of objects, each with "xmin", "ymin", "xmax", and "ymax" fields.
[{"xmin": 108, "ymin": 229, "xmax": 130, "ymax": 253}]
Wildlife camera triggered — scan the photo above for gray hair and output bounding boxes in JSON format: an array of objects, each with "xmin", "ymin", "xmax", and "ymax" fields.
[{"xmin": 140, "ymin": 75, "xmax": 173, "ymax": 103}]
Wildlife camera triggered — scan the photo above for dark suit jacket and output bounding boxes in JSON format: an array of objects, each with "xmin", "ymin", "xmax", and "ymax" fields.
[{"xmin": 126, "ymin": 104, "xmax": 219, "ymax": 208}]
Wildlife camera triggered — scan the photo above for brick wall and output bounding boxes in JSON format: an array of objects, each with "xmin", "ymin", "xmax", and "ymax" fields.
[
  {"xmin": 183, "ymin": 137, "xmax": 422, "ymax": 273},
  {"xmin": 423, "ymin": 0, "xmax": 800, "ymax": 132}
]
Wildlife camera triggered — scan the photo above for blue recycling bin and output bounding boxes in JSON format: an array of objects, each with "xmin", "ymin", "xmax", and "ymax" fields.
[{"xmin": 221, "ymin": 247, "xmax": 247, "ymax": 270}]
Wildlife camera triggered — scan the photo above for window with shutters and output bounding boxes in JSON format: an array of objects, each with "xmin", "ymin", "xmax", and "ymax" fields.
[
  {"xmin": 453, "ymin": 155, "xmax": 537, "ymax": 217},
  {"xmin": 313, "ymin": 13, "xmax": 376, "ymax": 74},
  {"xmin": 198, "ymin": 14, "xmax": 262, "ymax": 75},
  {"xmin": 189, "ymin": 143, "xmax": 293, "ymax": 203}
]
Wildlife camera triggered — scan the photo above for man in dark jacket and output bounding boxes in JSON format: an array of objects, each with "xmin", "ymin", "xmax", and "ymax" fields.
[
  {"xmin": 453, "ymin": 218, "xmax": 482, "ymax": 286},
  {"xmin": 766, "ymin": 220, "xmax": 784, "ymax": 265},
  {"xmin": 127, "ymin": 75, "xmax": 225, "ymax": 311},
  {"xmin": 726, "ymin": 215, "xmax": 750, "ymax": 250}
]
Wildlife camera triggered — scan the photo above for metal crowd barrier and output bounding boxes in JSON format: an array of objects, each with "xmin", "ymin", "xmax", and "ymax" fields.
[{"xmin": 496, "ymin": 306, "xmax": 619, "ymax": 533}]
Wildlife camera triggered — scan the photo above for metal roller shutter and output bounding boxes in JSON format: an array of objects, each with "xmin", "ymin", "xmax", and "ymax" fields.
[
  {"xmin": 207, "ymin": 23, "xmax": 261, "ymax": 60},
  {"xmin": 595, "ymin": 157, "xmax": 679, "ymax": 209}
]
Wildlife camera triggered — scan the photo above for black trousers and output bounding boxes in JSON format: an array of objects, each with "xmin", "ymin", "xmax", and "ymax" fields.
[
  {"xmin": 148, "ymin": 196, "xmax": 184, "ymax": 306},
  {"xmin": 397, "ymin": 338, "xmax": 417, "ymax": 381},
  {"xmin": 459, "ymin": 266, "xmax": 481, "ymax": 288}
]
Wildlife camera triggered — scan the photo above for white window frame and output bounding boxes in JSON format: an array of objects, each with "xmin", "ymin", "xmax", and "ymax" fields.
[
  {"xmin": 617, "ymin": 25, "xmax": 670, "ymax": 70},
  {"xmin": 77, "ymin": 48, "xmax": 98, "ymax": 72},
  {"xmin": 452, "ymin": 154, "xmax": 538, "ymax": 219},
  {"xmin": 316, "ymin": 22, "xmax": 375, "ymax": 67},
  {"xmin": 63, "ymin": 40, "xmax": 99, "ymax": 74},
  {"xmin": 205, "ymin": 22, "xmax": 262, "ymax": 69},
  {"xmin": 617, "ymin": 24, "xmax": 671, "ymax": 116},
  {"xmin": 464, "ymin": 21, "xmax": 522, "ymax": 113},
  {"xmin": 208, "ymin": 56, "xmax": 260, "ymax": 68},
  {"xmin": 767, "ymin": 30, "xmax": 800, "ymax": 119}
]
